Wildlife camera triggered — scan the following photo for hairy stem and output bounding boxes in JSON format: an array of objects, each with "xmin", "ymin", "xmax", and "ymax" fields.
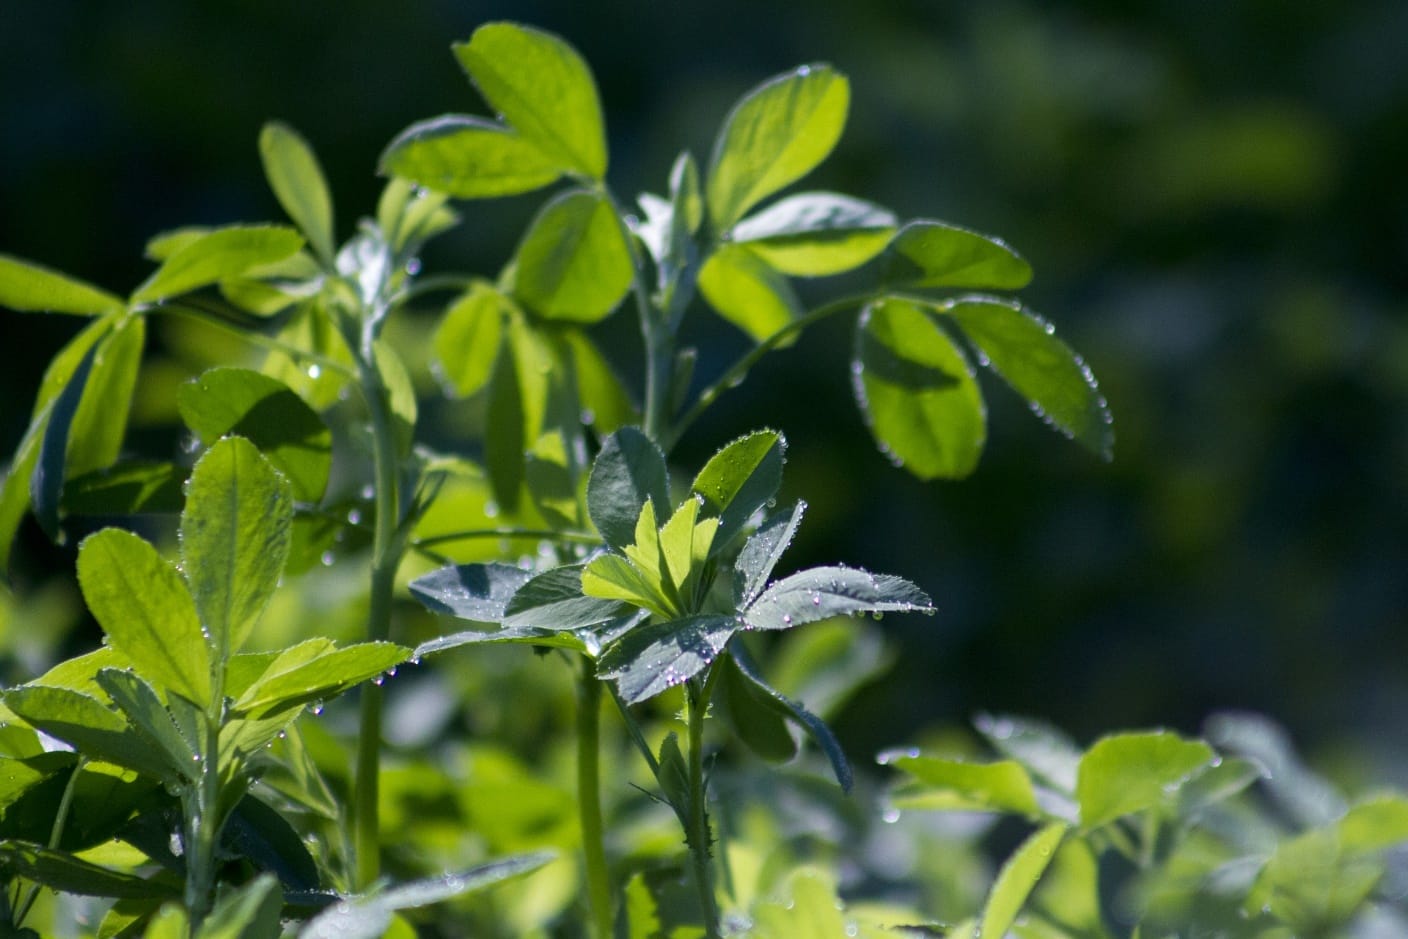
[{"xmin": 577, "ymin": 660, "xmax": 614, "ymax": 939}]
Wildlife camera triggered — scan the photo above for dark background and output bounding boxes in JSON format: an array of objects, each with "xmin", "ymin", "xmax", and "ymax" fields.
[{"xmin": 3, "ymin": 2, "xmax": 1406, "ymax": 775}]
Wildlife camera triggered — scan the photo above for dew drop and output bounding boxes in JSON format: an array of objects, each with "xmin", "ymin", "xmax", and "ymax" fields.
[
  {"xmin": 483, "ymin": 500, "xmax": 499, "ymax": 519},
  {"xmin": 307, "ymin": 364, "xmax": 322, "ymax": 380},
  {"xmin": 372, "ymin": 675, "xmax": 384, "ymax": 686},
  {"xmin": 796, "ymin": 64, "xmax": 812, "ymax": 76},
  {"xmin": 404, "ymin": 258, "xmax": 422, "ymax": 276},
  {"xmin": 309, "ymin": 702, "xmax": 324, "ymax": 716},
  {"xmin": 882, "ymin": 807, "xmax": 901, "ymax": 824},
  {"xmin": 320, "ymin": 550, "xmax": 335, "ymax": 567},
  {"xmin": 580, "ymin": 408, "xmax": 596, "ymax": 426},
  {"xmin": 347, "ymin": 508, "xmax": 362, "ymax": 525},
  {"xmin": 811, "ymin": 594, "xmax": 822, "ymax": 606},
  {"xmin": 360, "ymin": 483, "xmax": 375, "ymax": 500}
]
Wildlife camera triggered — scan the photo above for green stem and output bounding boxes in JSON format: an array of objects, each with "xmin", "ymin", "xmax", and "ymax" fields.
[
  {"xmin": 353, "ymin": 357, "xmax": 404, "ymax": 890},
  {"xmin": 577, "ymin": 660, "xmax": 614, "ymax": 939},
  {"xmin": 13, "ymin": 756, "xmax": 86, "ymax": 925},
  {"xmin": 684, "ymin": 673, "xmax": 722, "ymax": 939},
  {"xmin": 411, "ymin": 527, "xmax": 600, "ymax": 551},
  {"xmin": 664, "ymin": 293, "xmax": 875, "ymax": 453}
]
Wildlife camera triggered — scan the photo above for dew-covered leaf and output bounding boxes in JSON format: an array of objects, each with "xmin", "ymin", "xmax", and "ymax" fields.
[
  {"xmin": 3, "ymin": 686, "xmax": 172, "ymax": 781},
  {"xmin": 586, "ymin": 427, "xmax": 670, "ymax": 552},
  {"xmin": 512, "ymin": 188, "xmax": 632, "ymax": 323},
  {"xmin": 852, "ymin": 298, "xmax": 985, "ymax": 480},
  {"xmin": 743, "ymin": 565, "xmax": 931, "ymax": 631},
  {"xmin": 706, "ymin": 65, "xmax": 849, "ymax": 229},
  {"xmin": 76, "ymin": 527, "xmax": 210, "ymax": 706},
  {"xmin": 409, "ymin": 563, "xmax": 534, "ymax": 622},
  {"xmin": 379, "ymin": 114, "xmax": 561, "ymax": 198},
  {"xmin": 456, "ymin": 22, "xmax": 607, "ymax": 179},
  {"xmin": 232, "ymin": 641, "xmax": 409, "ymax": 719},
  {"xmin": 735, "ymin": 501, "xmax": 805, "ymax": 607},
  {"xmin": 731, "ymin": 192, "xmax": 896, "ymax": 276},
  {"xmin": 93, "ymin": 668, "xmax": 199, "ymax": 783},
  {"xmin": 598, "ymin": 615, "xmax": 739, "ymax": 705},
  {"xmin": 690, "ymin": 429, "xmax": 785, "ymax": 554},
  {"xmin": 947, "ymin": 298, "xmax": 1113, "ymax": 460},
  {"xmin": 882, "ymin": 220, "xmax": 1032, "ymax": 290},
  {"xmin": 503, "ymin": 564, "xmax": 630, "ymax": 632}
]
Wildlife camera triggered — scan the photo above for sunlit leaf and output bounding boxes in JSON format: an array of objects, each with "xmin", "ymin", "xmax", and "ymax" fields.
[
  {"xmin": 455, "ymin": 22, "xmax": 607, "ymax": 178},
  {"xmin": 882, "ymin": 220, "xmax": 1032, "ymax": 290},
  {"xmin": 852, "ymin": 298, "xmax": 986, "ymax": 479},
  {"xmin": 980, "ymin": 822, "xmax": 1068, "ymax": 939},
  {"xmin": 743, "ymin": 565, "xmax": 931, "ymax": 631},
  {"xmin": 0, "ymin": 840, "xmax": 178, "ymax": 899},
  {"xmin": 691, "ymin": 429, "xmax": 786, "ymax": 554},
  {"xmin": 697, "ymin": 243, "xmax": 800, "ymax": 342},
  {"xmin": 434, "ymin": 284, "xmax": 506, "ymax": 398},
  {"xmin": 94, "ymin": 669, "xmax": 199, "ymax": 782},
  {"xmin": 512, "ymin": 188, "xmax": 632, "ymax": 323},
  {"xmin": 503, "ymin": 564, "xmax": 629, "ymax": 632},
  {"xmin": 731, "ymin": 192, "xmax": 896, "ymax": 276},
  {"xmin": 881, "ymin": 753, "xmax": 1040, "ymax": 815},
  {"xmin": 131, "ymin": 225, "xmax": 304, "ymax": 305},
  {"xmin": 260, "ymin": 122, "xmax": 336, "ymax": 266},
  {"xmin": 3, "ymin": 686, "xmax": 172, "ymax": 781},
  {"xmin": 232, "ymin": 641, "xmax": 409, "ymax": 718},
  {"xmin": 380, "ymin": 115, "xmax": 562, "ymax": 198},
  {"xmin": 1076, "ymin": 731, "xmax": 1216, "ymax": 829},
  {"xmin": 598, "ymin": 615, "xmax": 739, "ymax": 705},
  {"xmin": 947, "ymin": 298, "xmax": 1113, "ymax": 460},
  {"xmin": 0, "ymin": 254, "xmax": 123, "ymax": 316},
  {"xmin": 706, "ymin": 64, "xmax": 849, "ymax": 229}
]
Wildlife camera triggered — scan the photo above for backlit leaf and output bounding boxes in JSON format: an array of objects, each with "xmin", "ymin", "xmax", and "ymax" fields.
[
  {"xmin": 131, "ymin": 225, "xmax": 304, "ymax": 305},
  {"xmin": 706, "ymin": 65, "xmax": 849, "ymax": 229},
  {"xmin": 743, "ymin": 565, "xmax": 931, "ymax": 631},
  {"xmin": 691, "ymin": 429, "xmax": 786, "ymax": 554},
  {"xmin": 852, "ymin": 298, "xmax": 986, "ymax": 480},
  {"xmin": 0, "ymin": 254, "xmax": 122, "ymax": 316},
  {"xmin": 881, "ymin": 753, "xmax": 1040, "ymax": 816},
  {"xmin": 4, "ymin": 686, "xmax": 172, "ymax": 781},
  {"xmin": 374, "ymin": 341, "xmax": 418, "ymax": 459},
  {"xmin": 76, "ymin": 527, "xmax": 211, "ymax": 706},
  {"xmin": 434, "ymin": 284, "xmax": 505, "ymax": 398},
  {"xmin": 731, "ymin": 192, "xmax": 896, "ymax": 276},
  {"xmin": 180, "ymin": 437, "xmax": 293, "ymax": 655},
  {"xmin": 503, "ymin": 564, "xmax": 629, "ymax": 632},
  {"xmin": 1076, "ymin": 731, "xmax": 1216, "ymax": 829},
  {"xmin": 94, "ymin": 669, "xmax": 199, "ymax": 782},
  {"xmin": 882, "ymin": 220, "xmax": 1032, "ymax": 290},
  {"xmin": 232, "ymin": 641, "xmax": 409, "ymax": 718},
  {"xmin": 512, "ymin": 188, "xmax": 632, "ymax": 323},
  {"xmin": 697, "ymin": 243, "xmax": 800, "ymax": 343},
  {"xmin": 980, "ymin": 822, "xmax": 1068, "ymax": 939},
  {"xmin": 0, "ymin": 841, "xmax": 178, "ymax": 899},
  {"xmin": 380, "ymin": 115, "xmax": 562, "ymax": 198},
  {"xmin": 455, "ymin": 22, "xmax": 607, "ymax": 179},
  {"xmin": 260, "ymin": 122, "xmax": 336, "ymax": 266}
]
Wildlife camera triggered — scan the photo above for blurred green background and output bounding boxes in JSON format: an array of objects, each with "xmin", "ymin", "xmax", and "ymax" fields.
[{"xmin": 2, "ymin": 2, "xmax": 1405, "ymax": 770}]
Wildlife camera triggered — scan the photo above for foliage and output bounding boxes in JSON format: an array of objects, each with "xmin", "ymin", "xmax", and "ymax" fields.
[{"xmin": 0, "ymin": 18, "xmax": 1399, "ymax": 939}]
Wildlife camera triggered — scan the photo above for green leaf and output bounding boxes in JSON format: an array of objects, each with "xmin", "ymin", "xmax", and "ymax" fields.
[
  {"xmin": 197, "ymin": 874, "xmax": 283, "ymax": 939},
  {"xmin": 598, "ymin": 614, "xmax": 739, "ymax": 705},
  {"xmin": 0, "ymin": 254, "xmax": 123, "ymax": 316},
  {"xmin": 502, "ymin": 565, "xmax": 630, "ymax": 632},
  {"xmin": 697, "ymin": 243, "xmax": 800, "ymax": 343},
  {"xmin": 1338, "ymin": 796, "xmax": 1408, "ymax": 854},
  {"xmin": 726, "ymin": 650, "xmax": 853, "ymax": 791},
  {"xmin": 512, "ymin": 188, "xmax": 632, "ymax": 323},
  {"xmin": 881, "ymin": 753, "xmax": 1040, "ymax": 816},
  {"xmin": 945, "ymin": 299, "xmax": 1114, "ymax": 461},
  {"xmin": 63, "ymin": 461, "xmax": 186, "ymax": 516},
  {"xmin": 720, "ymin": 654, "xmax": 797, "ymax": 763},
  {"xmin": 980, "ymin": 822, "xmax": 1069, "ymax": 939},
  {"xmin": 3, "ymin": 686, "xmax": 173, "ymax": 781},
  {"xmin": 409, "ymin": 563, "xmax": 533, "ymax": 622},
  {"xmin": 1248, "ymin": 827, "xmax": 1382, "ymax": 932},
  {"xmin": 0, "ymin": 840, "xmax": 178, "ymax": 899},
  {"xmin": 380, "ymin": 115, "xmax": 562, "ymax": 198},
  {"xmin": 232, "ymin": 641, "xmax": 408, "ymax": 718},
  {"xmin": 691, "ymin": 429, "xmax": 786, "ymax": 554},
  {"xmin": 882, "ymin": 220, "xmax": 1033, "ymax": 290},
  {"xmin": 455, "ymin": 22, "xmax": 607, "ymax": 179},
  {"xmin": 581, "ymin": 552, "xmax": 674, "ymax": 621},
  {"xmin": 76, "ymin": 527, "xmax": 211, "ymax": 706},
  {"xmin": 224, "ymin": 792, "xmax": 322, "ymax": 893},
  {"xmin": 30, "ymin": 330, "xmax": 101, "ymax": 541},
  {"xmin": 735, "ymin": 501, "xmax": 805, "ymax": 607},
  {"xmin": 654, "ymin": 733, "xmax": 692, "ymax": 826},
  {"xmin": 1076, "ymin": 731, "xmax": 1216, "ymax": 829},
  {"xmin": 260, "ymin": 122, "xmax": 336, "ymax": 267},
  {"xmin": 586, "ymin": 427, "xmax": 670, "ymax": 553},
  {"xmin": 131, "ymin": 225, "xmax": 304, "ymax": 305},
  {"xmin": 484, "ymin": 328, "xmax": 525, "ymax": 510},
  {"xmin": 975, "ymin": 713, "xmax": 1082, "ymax": 794},
  {"xmin": 564, "ymin": 328, "xmax": 638, "ymax": 435},
  {"xmin": 434, "ymin": 284, "xmax": 506, "ymax": 398},
  {"xmin": 65, "ymin": 314, "xmax": 145, "ymax": 478},
  {"xmin": 178, "ymin": 367, "xmax": 331, "ymax": 503},
  {"xmin": 298, "ymin": 852, "xmax": 555, "ymax": 939},
  {"xmin": 743, "ymin": 565, "xmax": 932, "ymax": 631},
  {"xmin": 525, "ymin": 430, "xmax": 581, "ymax": 529},
  {"xmin": 706, "ymin": 64, "xmax": 850, "ymax": 229},
  {"xmin": 180, "ymin": 436, "xmax": 294, "ymax": 655},
  {"xmin": 731, "ymin": 192, "xmax": 896, "ymax": 276},
  {"xmin": 94, "ymin": 669, "xmax": 199, "ymax": 783},
  {"xmin": 853, "ymin": 298, "xmax": 986, "ymax": 480},
  {"xmin": 374, "ymin": 341, "xmax": 418, "ymax": 459},
  {"xmin": 751, "ymin": 868, "xmax": 848, "ymax": 939}
]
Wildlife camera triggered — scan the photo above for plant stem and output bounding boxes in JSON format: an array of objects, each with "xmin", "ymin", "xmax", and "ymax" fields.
[
  {"xmin": 13, "ymin": 756, "xmax": 86, "ymax": 925},
  {"xmin": 577, "ymin": 659, "xmax": 614, "ymax": 939},
  {"xmin": 353, "ymin": 356, "xmax": 404, "ymax": 889},
  {"xmin": 684, "ymin": 674, "xmax": 722, "ymax": 939}
]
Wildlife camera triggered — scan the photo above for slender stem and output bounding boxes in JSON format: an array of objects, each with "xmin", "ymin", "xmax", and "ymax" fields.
[
  {"xmin": 353, "ymin": 357, "xmax": 404, "ymax": 889},
  {"xmin": 664, "ymin": 293, "xmax": 875, "ymax": 453},
  {"xmin": 13, "ymin": 756, "xmax": 86, "ymax": 925},
  {"xmin": 389, "ymin": 273, "xmax": 479, "ymax": 305},
  {"xmin": 576, "ymin": 660, "xmax": 614, "ymax": 939},
  {"xmin": 607, "ymin": 685, "xmax": 661, "ymax": 779},
  {"xmin": 412, "ymin": 527, "xmax": 600, "ymax": 551},
  {"xmin": 684, "ymin": 674, "xmax": 722, "ymax": 939}
]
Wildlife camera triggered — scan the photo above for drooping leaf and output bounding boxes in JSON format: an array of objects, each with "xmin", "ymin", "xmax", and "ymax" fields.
[
  {"xmin": 598, "ymin": 615, "xmax": 740, "ymax": 705},
  {"xmin": 979, "ymin": 822, "xmax": 1069, "ymax": 939},
  {"xmin": 298, "ymin": 852, "xmax": 555, "ymax": 939},
  {"xmin": 734, "ymin": 501, "xmax": 806, "ymax": 607},
  {"xmin": 178, "ymin": 367, "xmax": 332, "ymax": 503},
  {"xmin": 691, "ymin": 429, "xmax": 786, "ymax": 554},
  {"xmin": 3, "ymin": 686, "xmax": 173, "ymax": 781},
  {"xmin": 455, "ymin": 22, "xmax": 607, "ymax": 179},
  {"xmin": 720, "ymin": 654, "xmax": 798, "ymax": 763},
  {"xmin": 232, "ymin": 641, "xmax": 409, "ymax": 718},
  {"xmin": 697, "ymin": 243, "xmax": 800, "ymax": 343},
  {"xmin": 30, "ymin": 332, "xmax": 100, "ymax": 541},
  {"xmin": 410, "ymin": 563, "xmax": 534, "ymax": 622},
  {"xmin": 380, "ymin": 115, "xmax": 562, "ymax": 198},
  {"xmin": 881, "ymin": 752, "xmax": 1040, "ymax": 816},
  {"xmin": 0, "ymin": 840, "xmax": 178, "ymax": 899},
  {"xmin": 731, "ymin": 192, "xmax": 896, "ymax": 276},
  {"xmin": 946, "ymin": 298, "xmax": 1114, "ymax": 460},
  {"xmin": 586, "ymin": 427, "xmax": 670, "ymax": 552},
  {"xmin": 180, "ymin": 437, "xmax": 293, "ymax": 655},
  {"xmin": 1076, "ymin": 731, "xmax": 1217, "ymax": 829},
  {"xmin": 0, "ymin": 254, "xmax": 122, "ymax": 316},
  {"xmin": 743, "ymin": 565, "xmax": 931, "ymax": 631},
  {"xmin": 852, "ymin": 298, "xmax": 986, "ymax": 479},
  {"xmin": 882, "ymin": 220, "xmax": 1033, "ymax": 290},
  {"xmin": 76, "ymin": 527, "xmax": 211, "ymax": 706},
  {"xmin": 260, "ymin": 122, "xmax": 336, "ymax": 266},
  {"xmin": 726, "ymin": 650, "xmax": 853, "ymax": 791},
  {"xmin": 706, "ymin": 64, "xmax": 850, "ymax": 229},
  {"xmin": 131, "ymin": 225, "xmax": 304, "ymax": 305},
  {"xmin": 512, "ymin": 188, "xmax": 632, "ymax": 323},
  {"xmin": 525, "ymin": 431, "xmax": 581, "ymax": 529},
  {"xmin": 94, "ymin": 669, "xmax": 200, "ymax": 783},
  {"xmin": 433, "ymin": 284, "xmax": 506, "ymax": 398},
  {"xmin": 224, "ymin": 792, "xmax": 323, "ymax": 893}
]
